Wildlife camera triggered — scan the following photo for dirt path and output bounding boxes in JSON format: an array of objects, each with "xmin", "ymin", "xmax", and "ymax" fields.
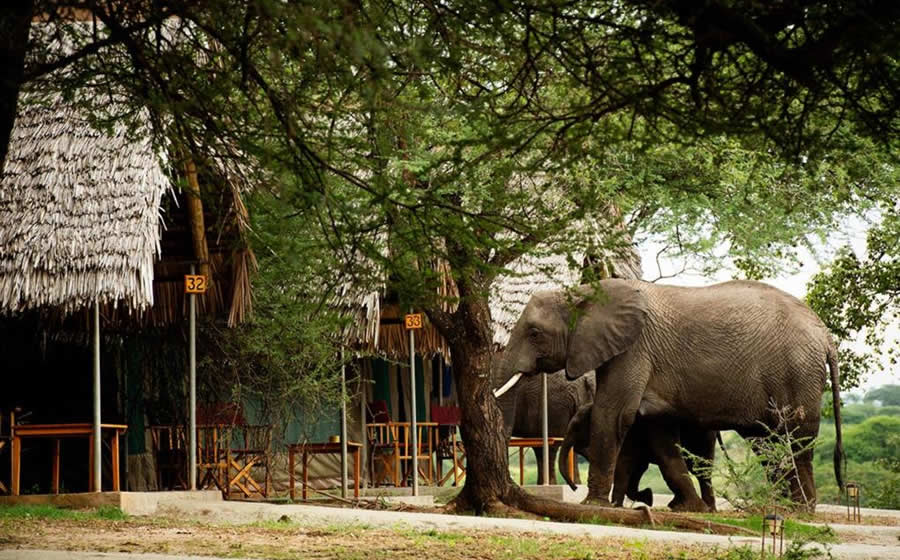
[{"xmin": 155, "ymin": 499, "xmax": 900, "ymax": 559}]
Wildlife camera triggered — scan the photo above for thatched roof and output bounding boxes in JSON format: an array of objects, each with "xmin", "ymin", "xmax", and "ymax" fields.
[
  {"xmin": 489, "ymin": 242, "xmax": 643, "ymax": 348},
  {"xmin": 0, "ymin": 94, "xmax": 169, "ymax": 314},
  {"xmin": 346, "ymin": 221, "xmax": 643, "ymax": 359}
]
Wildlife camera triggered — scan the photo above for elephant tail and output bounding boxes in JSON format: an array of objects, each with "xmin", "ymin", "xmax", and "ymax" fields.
[{"xmin": 828, "ymin": 343, "xmax": 845, "ymax": 491}]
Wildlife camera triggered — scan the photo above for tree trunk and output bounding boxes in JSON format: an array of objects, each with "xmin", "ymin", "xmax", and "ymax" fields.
[
  {"xmin": 450, "ymin": 333, "xmax": 527, "ymax": 512},
  {"xmin": 0, "ymin": 0, "xmax": 34, "ymax": 176},
  {"xmin": 443, "ymin": 296, "xmax": 527, "ymax": 512}
]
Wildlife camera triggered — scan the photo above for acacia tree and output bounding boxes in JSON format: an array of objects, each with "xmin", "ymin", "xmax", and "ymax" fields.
[
  {"xmin": 808, "ymin": 204, "xmax": 900, "ymax": 389},
  {"xmin": 6, "ymin": 0, "xmax": 900, "ymax": 518}
]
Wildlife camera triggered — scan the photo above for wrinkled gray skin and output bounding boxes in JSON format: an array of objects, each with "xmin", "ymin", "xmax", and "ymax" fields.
[
  {"xmin": 495, "ymin": 370, "xmax": 595, "ymax": 484},
  {"xmin": 499, "ymin": 279, "xmax": 844, "ymax": 511},
  {"xmin": 560, "ymin": 403, "xmax": 718, "ymax": 511}
]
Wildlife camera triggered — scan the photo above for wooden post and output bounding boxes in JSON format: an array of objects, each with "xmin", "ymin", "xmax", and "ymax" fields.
[
  {"xmin": 52, "ymin": 439, "xmax": 60, "ymax": 494},
  {"xmin": 289, "ymin": 447, "xmax": 295, "ymax": 501},
  {"xmin": 111, "ymin": 430, "xmax": 121, "ymax": 491},
  {"xmin": 10, "ymin": 432, "xmax": 19, "ymax": 495},
  {"xmin": 183, "ymin": 158, "xmax": 210, "ymax": 280}
]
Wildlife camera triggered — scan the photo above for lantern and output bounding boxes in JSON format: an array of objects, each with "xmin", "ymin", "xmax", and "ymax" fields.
[
  {"xmin": 761, "ymin": 512, "xmax": 785, "ymax": 557},
  {"xmin": 845, "ymin": 482, "xmax": 861, "ymax": 522}
]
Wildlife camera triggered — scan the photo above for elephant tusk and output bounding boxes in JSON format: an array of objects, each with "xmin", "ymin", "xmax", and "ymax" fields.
[{"xmin": 493, "ymin": 372, "xmax": 523, "ymax": 398}]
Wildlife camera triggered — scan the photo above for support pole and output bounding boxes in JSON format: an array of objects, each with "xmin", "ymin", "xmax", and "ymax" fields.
[
  {"xmin": 541, "ymin": 372, "xmax": 549, "ymax": 486},
  {"xmin": 92, "ymin": 302, "xmax": 101, "ymax": 492},
  {"xmin": 340, "ymin": 347, "xmax": 348, "ymax": 499},
  {"xmin": 409, "ymin": 312, "xmax": 418, "ymax": 496},
  {"xmin": 189, "ymin": 264, "xmax": 197, "ymax": 490}
]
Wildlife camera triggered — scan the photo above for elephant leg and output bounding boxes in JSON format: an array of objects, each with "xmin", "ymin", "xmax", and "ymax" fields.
[
  {"xmin": 685, "ymin": 430, "xmax": 718, "ymax": 512},
  {"xmin": 650, "ymin": 422, "xmax": 708, "ymax": 512},
  {"xmin": 533, "ymin": 447, "xmax": 545, "ymax": 485},
  {"xmin": 787, "ymin": 424, "xmax": 819, "ymax": 512},
  {"xmin": 547, "ymin": 446, "xmax": 558, "ymax": 485},
  {"xmin": 624, "ymin": 456, "xmax": 652, "ymax": 507},
  {"xmin": 585, "ymin": 369, "xmax": 648, "ymax": 506},
  {"xmin": 612, "ymin": 426, "xmax": 651, "ymax": 507},
  {"xmin": 533, "ymin": 446, "xmax": 560, "ymax": 485}
]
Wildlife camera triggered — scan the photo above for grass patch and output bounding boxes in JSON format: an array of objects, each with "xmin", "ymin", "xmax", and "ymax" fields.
[
  {"xmin": 0, "ymin": 504, "xmax": 127, "ymax": 521},
  {"xmin": 698, "ymin": 514, "xmax": 837, "ymax": 543}
]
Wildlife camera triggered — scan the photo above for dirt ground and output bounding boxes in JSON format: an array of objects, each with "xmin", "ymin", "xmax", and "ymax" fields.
[{"xmin": 1, "ymin": 503, "xmax": 898, "ymax": 559}]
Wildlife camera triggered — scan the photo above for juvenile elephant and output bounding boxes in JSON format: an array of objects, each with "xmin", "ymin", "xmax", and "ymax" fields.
[
  {"xmin": 498, "ymin": 279, "xmax": 845, "ymax": 510},
  {"xmin": 493, "ymin": 369, "xmax": 595, "ymax": 484},
  {"xmin": 559, "ymin": 403, "xmax": 718, "ymax": 511}
]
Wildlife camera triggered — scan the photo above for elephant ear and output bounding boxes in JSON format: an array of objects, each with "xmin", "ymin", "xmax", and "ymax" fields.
[{"xmin": 565, "ymin": 280, "xmax": 648, "ymax": 380}]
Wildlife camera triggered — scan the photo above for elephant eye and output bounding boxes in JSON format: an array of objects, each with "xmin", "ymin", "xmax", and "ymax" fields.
[{"xmin": 528, "ymin": 327, "xmax": 541, "ymax": 340}]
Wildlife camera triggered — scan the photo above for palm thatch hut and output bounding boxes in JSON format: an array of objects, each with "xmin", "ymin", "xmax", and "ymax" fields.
[{"xmin": 0, "ymin": 91, "xmax": 255, "ymax": 493}]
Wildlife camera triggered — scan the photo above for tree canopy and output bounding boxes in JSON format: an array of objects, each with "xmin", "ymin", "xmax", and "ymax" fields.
[{"xmin": 4, "ymin": 0, "xmax": 900, "ymax": 515}]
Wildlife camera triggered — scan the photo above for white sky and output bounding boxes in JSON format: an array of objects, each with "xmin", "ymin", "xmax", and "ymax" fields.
[{"xmin": 636, "ymin": 220, "xmax": 898, "ymax": 392}]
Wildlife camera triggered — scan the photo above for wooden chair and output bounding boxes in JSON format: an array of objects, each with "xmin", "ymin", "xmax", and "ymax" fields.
[
  {"xmin": 366, "ymin": 400, "xmax": 400, "ymax": 486},
  {"xmin": 149, "ymin": 425, "xmax": 188, "ymax": 490},
  {"xmin": 432, "ymin": 404, "xmax": 465, "ymax": 486},
  {"xmin": 398, "ymin": 421, "xmax": 436, "ymax": 485},
  {"xmin": 196, "ymin": 425, "xmax": 230, "ymax": 494},
  {"xmin": 227, "ymin": 424, "xmax": 272, "ymax": 498}
]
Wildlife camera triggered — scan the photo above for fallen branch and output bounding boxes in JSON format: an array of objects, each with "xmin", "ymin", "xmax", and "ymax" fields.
[
  {"xmin": 509, "ymin": 491, "xmax": 755, "ymax": 536},
  {"xmin": 300, "ymin": 485, "xmax": 359, "ymax": 506}
]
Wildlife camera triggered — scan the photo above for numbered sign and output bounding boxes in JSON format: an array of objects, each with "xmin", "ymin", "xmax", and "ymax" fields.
[
  {"xmin": 404, "ymin": 313, "xmax": 424, "ymax": 329},
  {"xmin": 184, "ymin": 274, "xmax": 208, "ymax": 294}
]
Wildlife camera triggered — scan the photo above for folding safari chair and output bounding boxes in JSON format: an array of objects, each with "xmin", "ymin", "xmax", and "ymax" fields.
[{"xmin": 431, "ymin": 404, "xmax": 465, "ymax": 486}]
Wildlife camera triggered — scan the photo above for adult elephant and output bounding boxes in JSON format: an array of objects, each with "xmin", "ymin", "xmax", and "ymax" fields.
[
  {"xmin": 492, "ymin": 369, "xmax": 595, "ymax": 484},
  {"xmin": 497, "ymin": 279, "xmax": 845, "ymax": 510},
  {"xmin": 559, "ymin": 402, "xmax": 718, "ymax": 512}
]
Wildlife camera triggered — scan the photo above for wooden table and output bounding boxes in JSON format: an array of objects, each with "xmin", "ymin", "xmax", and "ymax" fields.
[
  {"xmin": 10, "ymin": 423, "xmax": 127, "ymax": 495},
  {"xmin": 288, "ymin": 442, "xmax": 362, "ymax": 501},
  {"xmin": 508, "ymin": 437, "xmax": 575, "ymax": 486}
]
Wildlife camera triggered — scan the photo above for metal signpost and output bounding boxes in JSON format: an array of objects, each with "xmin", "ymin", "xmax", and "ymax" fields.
[
  {"xmin": 340, "ymin": 347, "xmax": 348, "ymax": 499},
  {"xmin": 185, "ymin": 267, "xmax": 207, "ymax": 491},
  {"xmin": 92, "ymin": 302, "xmax": 101, "ymax": 492},
  {"xmin": 541, "ymin": 372, "xmax": 549, "ymax": 486},
  {"xmin": 405, "ymin": 312, "xmax": 423, "ymax": 496}
]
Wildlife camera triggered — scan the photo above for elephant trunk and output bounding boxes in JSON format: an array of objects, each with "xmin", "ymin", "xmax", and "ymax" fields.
[
  {"xmin": 828, "ymin": 344, "xmax": 845, "ymax": 490},
  {"xmin": 558, "ymin": 434, "xmax": 578, "ymax": 491}
]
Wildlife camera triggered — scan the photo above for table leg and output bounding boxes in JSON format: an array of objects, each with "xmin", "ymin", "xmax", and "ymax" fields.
[
  {"xmin": 519, "ymin": 447, "xmax": 524, "ymax": 486},
  {"xmin": 393, "ymin": 441, "xmax": 400, "ymax": 487},
  {"xmin": 11, "ymin": 436, "xmax": 20, "ymax": 496},
  {"xmin": 10, "ymin": 435, "xmax": 22, "ymax": 496},
  {"xmin": 302, "ymin": 450, "xmax": 309, "ymax": 501},
  {"xmin": 52, "ymin": 439, "xmax": 60, "ymax": 494},
  {"xmin": 88, "ymin": 435, "xmax": 95, "ymax": 492},
  {"xmin": 353, "ymin": 447, "xmax": 360, "ymax": 498},
  {"xmin": 111, "ymin": 430, "xmax": 121, "ymax": 491},
  {"xmin": 289, "ymin": 447, "xmax": 295, "ymax": 501}
]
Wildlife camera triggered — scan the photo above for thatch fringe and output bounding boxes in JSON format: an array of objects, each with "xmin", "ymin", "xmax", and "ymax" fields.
[{"xmin": 0, "ymin": 94, "xmax": 169, "ymax": 314}]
